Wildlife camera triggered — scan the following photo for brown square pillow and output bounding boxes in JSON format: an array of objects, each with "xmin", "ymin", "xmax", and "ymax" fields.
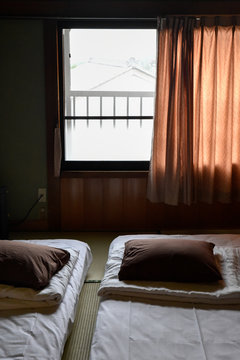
[
  {"xmin": 118, "ymin": 238, "xmax": 222, "ymax": 283},
  {"xmin": 0, "ymin": 240, "xmax": 70, "ymax": 290}
]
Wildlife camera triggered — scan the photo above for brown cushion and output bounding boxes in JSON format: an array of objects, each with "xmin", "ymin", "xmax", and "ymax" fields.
[
  {"xmin": 0, "ymin": 241, "xmax": 70, "ymax": 290},
  {"xmin": 118, "ymin": 238, "xmax": 222, "ymax": 283}
]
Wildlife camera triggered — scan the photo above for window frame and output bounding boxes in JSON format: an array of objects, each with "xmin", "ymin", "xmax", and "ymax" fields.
[{"xmin": 58, "ymin": 19, "xmax": 157, "ymax": 172}]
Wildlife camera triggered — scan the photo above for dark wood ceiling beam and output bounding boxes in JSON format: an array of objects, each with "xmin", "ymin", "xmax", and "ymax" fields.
[{"xmin": 1, "ymin": 1, "xmax": 240, "ymax": 18}]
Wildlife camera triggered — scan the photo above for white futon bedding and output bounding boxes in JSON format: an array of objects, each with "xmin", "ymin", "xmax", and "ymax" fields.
[
  {"xmin": 90, "ymin": 234, "xmax": 240, "ymax": 360},
  {"xmin": 0, "ymin": 239, "xmax": 92, "ymax": 360}
]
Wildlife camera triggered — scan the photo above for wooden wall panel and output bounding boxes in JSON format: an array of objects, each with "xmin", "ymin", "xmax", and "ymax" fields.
[
  {"xmin": 123, "ymin": 177, "xmax": 147, "ymax": 230},
  {"xmin": 146, "ymin": 201, "xmax": 164, "ymax": 230},
  {"xmin": 83, "ymin": 178, "xmax": 104, "ymax": 230},
  {"xmin": 163, "ymin": 204, "xmax": 199, "ymax": 229},
  {"xmin": 197, "ymin": 202, "xmax": 240, "ymax": 229},
  {"xmin": 103, "ymin": 178, "xmax": 124, "ymax": 229},
  {"xmin": 60, "ymin": 175, "xmax": 240, "ymax": 231},
  {"xmin": 60, "ymin": 178, "xmax": 84, "ymax": 230}
]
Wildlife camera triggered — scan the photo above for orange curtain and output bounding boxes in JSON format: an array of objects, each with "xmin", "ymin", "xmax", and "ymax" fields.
[{"xmin": 148, "ymin": 16, "xmax": 240, "ymax": 205}]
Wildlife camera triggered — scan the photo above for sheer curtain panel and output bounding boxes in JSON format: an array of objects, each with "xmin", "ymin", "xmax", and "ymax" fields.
[{"xmin": 148, "ymin": 16, "xmax": 240, "ymax": 205}]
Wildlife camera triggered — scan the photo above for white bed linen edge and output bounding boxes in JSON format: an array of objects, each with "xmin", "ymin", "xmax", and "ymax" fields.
[{"xmin": 98, "ymin": 234, "xmax": 240, "ymax": 304}]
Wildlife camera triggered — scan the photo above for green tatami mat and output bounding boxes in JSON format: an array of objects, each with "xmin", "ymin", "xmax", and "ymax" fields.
[{"xmin": 62, "ymin": 282, "xmax": 100, "ymax": 360}]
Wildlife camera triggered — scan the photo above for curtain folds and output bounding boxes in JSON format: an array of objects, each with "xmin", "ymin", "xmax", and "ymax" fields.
[{"xmin": 148, "ymin": 16, "xmax": 240, "ymax": 205}]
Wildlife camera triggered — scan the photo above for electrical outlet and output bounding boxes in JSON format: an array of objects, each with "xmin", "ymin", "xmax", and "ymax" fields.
[{"xmin": 38, "ymin": 188, "xmax": 47, "ymax": 203}]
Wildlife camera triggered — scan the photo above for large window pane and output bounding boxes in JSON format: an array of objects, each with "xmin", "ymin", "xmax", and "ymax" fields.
[
  {"xmin": 65, "ymin": 119, "xmax": 153, "ymax": 161},
  {"xmin": 63, "ymin": 27, "xmax": 156, "ymax": 165}
]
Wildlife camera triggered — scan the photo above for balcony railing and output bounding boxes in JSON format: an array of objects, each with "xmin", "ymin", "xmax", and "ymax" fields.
[{"xmin": 64, "ymin": 90, "xmax": 155, "ymax": 128}]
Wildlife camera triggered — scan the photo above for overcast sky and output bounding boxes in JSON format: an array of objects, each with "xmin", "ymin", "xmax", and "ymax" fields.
[{"xmin": 69, "ymin": 29, "xmax": 157, "ymax": 64}]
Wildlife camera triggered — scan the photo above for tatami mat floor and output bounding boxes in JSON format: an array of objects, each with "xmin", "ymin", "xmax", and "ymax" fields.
[{"xmin": 62, "ymin": 282, "xmax": 101, "ymax": 360}]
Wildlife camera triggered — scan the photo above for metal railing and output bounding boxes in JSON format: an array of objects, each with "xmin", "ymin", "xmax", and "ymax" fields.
[{"xmin": 65, "ymin": 90, "xmax": 154, "ymax": 128}]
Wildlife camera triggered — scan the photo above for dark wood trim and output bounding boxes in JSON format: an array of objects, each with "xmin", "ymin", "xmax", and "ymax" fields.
[
  {"xmin": 61, "ymin": 171, "xmax": 148, "ymax": 178},
  {"xmin": 44, "ymin": 20, "xmax": 61, "ymax": 230},
  {"xmin": 58, "ymin": 18, "xmax": 157, "ymax": 29},
  {"xmin": 1, "ymin": 1, "xmax": 240, "ymax": 18},
  {"xmin": 62, "ymin": 161, "xmax": 150, "ymax": 171}
]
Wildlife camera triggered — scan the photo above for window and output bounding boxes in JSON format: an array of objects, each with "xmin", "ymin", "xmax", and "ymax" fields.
[{"xmin": 59, "ymin": 20, "xmax": 157, "ymax": 171}]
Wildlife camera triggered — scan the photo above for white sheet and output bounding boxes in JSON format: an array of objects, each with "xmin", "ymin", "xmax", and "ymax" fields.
[
  {"xmin": 98, "ymin": 236, "xmax": 240, "ymax": 304},
  {"xmin": 90, "ymin": 234, "xmax": 240, "ymax": 360},
  {"xmin": 0, "ymin": 239, "xmax": 92, "ymax": 360}
]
